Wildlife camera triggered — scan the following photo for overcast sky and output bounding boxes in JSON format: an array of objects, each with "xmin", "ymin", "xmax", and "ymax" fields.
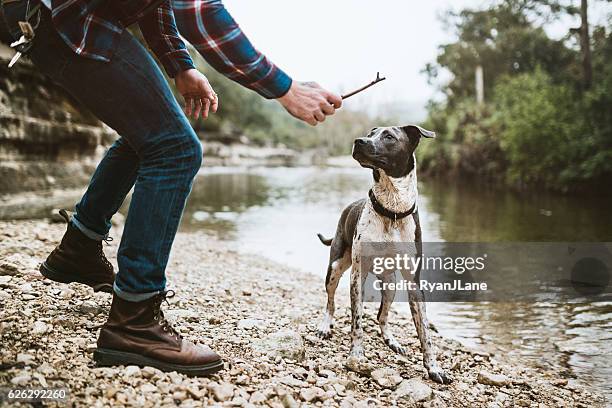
[{"xmin": 223, "ymin": 0, "xmax": 610, "ymax": 120}]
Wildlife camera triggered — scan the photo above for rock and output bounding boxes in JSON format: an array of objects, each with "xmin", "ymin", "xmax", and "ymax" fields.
[
  {"xmin": 16, "ymin": 353, "xmax": 35, "ymax": 365},
  {"xmin": 299, "ymin": 387, "xmax": 325, "ymax": 402},
  {"xmin": 237, "ymin": 318, "xmax": 267, "ymax": 330},
  {"xmin": 78, "ymin": 300, "xmax": 102, "ymax": 315},
  {"xmin": 423, "ymin": 397, "xmax": 448, "ymax": 407},
  {"xmin": 59, "ymin": 288, "xmax": 75, "ymax": 300},
  {"xmin": 477, "ymin": 371, "xmax": 511, "ymax": 387},
  {"xmin": 394, "ymin": 378, "xmax": 433, "ymax": 403},
  {"xmin": 172, "ymin": 391, "xmax": 187, "ymax": 402},
  {"xmin": 123, "ymin": 365, "xmax": 141, "ymax": 378},
  {"xmin": 32, "ymin": 321, "xmax": 50, "ymax": 335},
  {"xmin": 140, "ymin": 384, "xmax": 157, "ymax": 393},
  {"xmin": 370, "ymin": 368, "xmax": 402, "ymax": 388},
  {"xmin": 0, "ymin": 262, "xmax": 19, "ymax": 276},
  {"xmin": 344, "ymin": 356, "xmax": 374, "ymax": 375},
  {"xmin": 281, "ymin": 392, "xmax": 298, "ymax": 408},
  {"xmin": 11, "ymin": 374, "xmax": 31, "ymax": 386},
  {"xmin": 142, "ymin": 366, "xmax": 162, "ymax": 379},
  {"xmin": 250, "ymin": 391, "xmax": 267, "ymax": 404},
  {"xmin": 0, "ymin": 276, "xmax": 12, "ymax": 285},
  {"xmin": 210, "ymin": 382, "xmax": 234, "ymax": 402},
  {"xmin": 252, "ymin": 330, "xmax": 305, "ymax": 362}
]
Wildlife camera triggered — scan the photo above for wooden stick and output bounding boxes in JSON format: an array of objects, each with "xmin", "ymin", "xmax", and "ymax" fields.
[{"xmin": 341, "ymin": 72, "xmax": 386, "ymax": 100}]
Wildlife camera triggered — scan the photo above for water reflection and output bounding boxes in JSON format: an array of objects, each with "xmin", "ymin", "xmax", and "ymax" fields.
[{"xmin": 181, "ymin": 166, "xmax": 612, "ymax": 401}]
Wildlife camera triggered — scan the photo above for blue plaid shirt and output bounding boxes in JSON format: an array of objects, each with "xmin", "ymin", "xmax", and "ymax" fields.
[
  {"xmin": 51, "ymin": 0, "xmax": 195, "ymax": 77},
  {"xmin": 173, "ymin": 0, "xmax": 292, "ymax": 99}
]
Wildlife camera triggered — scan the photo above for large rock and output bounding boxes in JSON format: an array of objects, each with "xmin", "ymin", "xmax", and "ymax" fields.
[
  {"xmin": 394, "ymin": 378, "xmax": 434, "ymax": 403},
  {"xmin": 252, "ymin": 330, "xmax": 305, "ymax": 362}
]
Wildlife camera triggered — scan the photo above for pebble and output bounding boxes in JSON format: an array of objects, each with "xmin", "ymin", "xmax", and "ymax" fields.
[
  {"xmin": 370, "ymin": 368, "xmax": 402, "ymax": 388},
  {"xmin": 78, "ymin": 300, "xmax": 102, "ymax": 315},
  {"xmin": 394, "ymin": 378, "xmax": 433, "ymax": 403},
  {"xmin": 31, "ymin": 321, "xmax": 50, "ymax": 335},
  {"xmin": 123, "ymin": 365, "xmax": 141, "ymax": 378},
  {"xmin": 252, "ymin": 330, "xmax": 305, "ymax": 362},
  {"xmin": 210, "ymin": 382, "xmax": 234, "ymax": 402},
  {"xmin": 10, "ymin": 374, "xmax": 31, "ymax": 386},
  {"xmin": 477, "ymin": 371, "xmax": 511, "ymax": 387}
]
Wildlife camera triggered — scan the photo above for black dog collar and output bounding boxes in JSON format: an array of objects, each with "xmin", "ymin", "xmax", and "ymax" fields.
[{"xmin": 368, "ymin": 189, "xmax": 417, "ymax": 221}]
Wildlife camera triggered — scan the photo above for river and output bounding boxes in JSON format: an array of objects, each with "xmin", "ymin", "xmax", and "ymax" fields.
[{"xmin": 181, "ymin": 165, "xmax": 612, "ymax": 401}]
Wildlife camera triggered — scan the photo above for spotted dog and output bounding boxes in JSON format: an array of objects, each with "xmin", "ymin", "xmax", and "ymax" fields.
[{"xmin": 316, "ymin": 125, "xmax": 451, "ymax": 384}]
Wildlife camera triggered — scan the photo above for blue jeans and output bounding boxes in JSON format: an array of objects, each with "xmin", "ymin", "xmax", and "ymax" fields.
[{"xmin": 2, "ymin": 2, "xmax": 202, "ymax": 301}]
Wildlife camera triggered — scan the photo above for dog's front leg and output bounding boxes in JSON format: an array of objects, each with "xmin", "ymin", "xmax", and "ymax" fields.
[
  {"xmin": 349, "ymin": 257, "xmax": 366, "ymax": 358},
  {"xmin": 406, "ymin": 286, "xmax": 451, "ymax": 384}
]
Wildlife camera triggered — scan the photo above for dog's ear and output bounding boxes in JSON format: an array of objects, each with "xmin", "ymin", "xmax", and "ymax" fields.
[{"xmin": 402, "ymin": 125, "xmax": 436, "ymax": 139}]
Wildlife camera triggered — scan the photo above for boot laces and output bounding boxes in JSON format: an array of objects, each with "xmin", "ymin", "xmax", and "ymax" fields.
[
  {"xmin": 153, "ymin": 290, "xmax": 181, "ymax": 341},
  {"xmin": 97, "ymin": 237, "xmax": 114, "ymax": 269}
]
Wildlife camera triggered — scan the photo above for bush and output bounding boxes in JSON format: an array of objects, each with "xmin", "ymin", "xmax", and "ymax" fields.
[{"xmin": 493, "ymin": 69, "xmax": 591, "ymax": 189}]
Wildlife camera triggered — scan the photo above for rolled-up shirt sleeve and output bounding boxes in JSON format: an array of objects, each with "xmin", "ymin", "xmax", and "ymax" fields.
[
  {"xmin": 139, "ymin": 0, "xmax": 196, "ymax": 77},
  {"xmin": 173, "ymin": 0, "xmax": 292, "ymax": 99}
]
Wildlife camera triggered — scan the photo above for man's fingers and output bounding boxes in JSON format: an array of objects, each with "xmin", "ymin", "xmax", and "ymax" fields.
[
  {"xmin": 209, "ymin": 92, "xmax": 219, "ymax": 113},
  {"xmin": 321, "ymin": 102, "xmax": 335, "ymax": 115},
  {"xmin": 194, "ymin": 99, "xmax": 202, "ymax": 119},
  {"xmin": 202, "ymin": 98, "xmax": 211, "ymax": 119},
  {"xmin": 326, "ymin": 92, "xmax": 342, "ymax": 109},
  {"xmin": 184, "ymin": 97, "xmax": 193, "ymax": 117},
  {"xmin": 313, "ymin": 110, "xmax": 325, "ymax": 122}
]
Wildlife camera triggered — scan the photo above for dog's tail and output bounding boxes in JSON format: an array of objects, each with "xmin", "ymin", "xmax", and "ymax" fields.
[{"xmin": 317, "ymin": 233, "xmax": 332, "ymax": 246}]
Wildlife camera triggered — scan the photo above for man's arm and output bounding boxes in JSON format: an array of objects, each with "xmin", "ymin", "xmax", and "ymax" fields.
[
  {"xmin": 139, "ymin": 1, "xmax": 218, "ymax": 119},
  {"xmin": 173, "ymin": 0, "xmax": 341, "ymax": 125}
]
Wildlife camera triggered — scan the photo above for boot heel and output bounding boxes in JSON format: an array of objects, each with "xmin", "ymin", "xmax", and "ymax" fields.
[
  {"xmin": 39, "ymin": 262, "xmax": 73, "ymax": 283},
  {"xmin": 93, "ymin": 348, "xmax": 129, "ymax": 366}
]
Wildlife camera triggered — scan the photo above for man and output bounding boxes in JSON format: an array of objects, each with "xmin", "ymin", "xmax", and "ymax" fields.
[{"xmin": 1, "ymin": 0, "xmax": 340, "ymax": 376}]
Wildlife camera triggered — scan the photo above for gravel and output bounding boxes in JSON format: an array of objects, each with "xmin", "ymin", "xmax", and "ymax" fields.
[{"xmin": 0, "ymin": 219, "xmax": 606, "ymax": 407}]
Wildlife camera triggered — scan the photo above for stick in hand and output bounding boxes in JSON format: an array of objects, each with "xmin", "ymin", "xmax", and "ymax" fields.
[{"xmin": 341, "ymin": 72, "xmax": 386, "ymax": 100}]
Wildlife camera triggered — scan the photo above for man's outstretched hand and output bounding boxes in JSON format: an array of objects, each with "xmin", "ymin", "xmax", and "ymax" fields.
[
  {"xmin": 278, "ymin": 81, "xmax": 342, "ymax": 126},
  {"xmin": 175, "ymin": 69, "xmax": 219, "ymax": 120}
]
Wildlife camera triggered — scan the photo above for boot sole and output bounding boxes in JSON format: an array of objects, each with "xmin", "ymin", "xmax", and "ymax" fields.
[
  {"xmin": 39, "ymin": 262, "xmax": 113, "ymax": 293},
  {"xmin": 93, "ymin": 348, "xmax": 224, "ymax": 376}
]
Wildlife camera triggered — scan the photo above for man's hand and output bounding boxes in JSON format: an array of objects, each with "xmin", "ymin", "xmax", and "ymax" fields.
[
  {"xmin": 175, "ymin": 69, "xmax": 219, "ymax": 119},
  {"xmin": 277, "ymin": 81, "xmax": 342, "ymax": 126}
]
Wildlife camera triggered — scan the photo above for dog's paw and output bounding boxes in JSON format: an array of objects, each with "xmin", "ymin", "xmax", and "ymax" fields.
[
  {"xmin": 428, "ymin": 367, "xmax": 453, "ymax": 384},
  {"xmin": 384, "ymin": 337, "xmax": 407, "ymax": 355},
  {"xmin": 316, "ymin": 328, "xmax": 332, "ymax": 340},
  {"xmin": 349, "ymin": 346, "xmax": 365, "ymax": 359}
]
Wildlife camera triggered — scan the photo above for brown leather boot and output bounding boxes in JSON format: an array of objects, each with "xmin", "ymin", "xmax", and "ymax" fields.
[
  {"xmin": 39, "ymin": 210, "xmax": 115, "ymax": 293},
  {"xmin": 94, "ymin": 291, "xmax": 223, "ymax": 376}
]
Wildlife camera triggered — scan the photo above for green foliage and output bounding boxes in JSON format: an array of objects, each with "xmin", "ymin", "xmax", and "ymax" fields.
[{"xmin": 422, "ymin": 0, "xmax": 612, "ymax": 192}]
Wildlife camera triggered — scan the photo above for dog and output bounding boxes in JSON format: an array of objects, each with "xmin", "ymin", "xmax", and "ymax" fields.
[{"xmin": 316, "ymin": 125, "xmax": 451, "ymax": 384}]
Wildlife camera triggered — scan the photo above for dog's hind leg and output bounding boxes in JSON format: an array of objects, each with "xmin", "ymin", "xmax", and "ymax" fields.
[
  {"xmin": 317, "ymin": 246, "xmax": 351, "ymax": 339},
  {"xmin": 377, "ymin": 272, "xmax": 407, "ymax": 355},
  {"xmin": 349, "ymin": 254, "xmax": 368, "ymax": 358}
]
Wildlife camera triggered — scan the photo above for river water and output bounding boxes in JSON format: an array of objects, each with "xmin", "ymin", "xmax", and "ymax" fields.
[{"xmin": 182, "ymin": 166, "xmax": 612, "ymax": 401}]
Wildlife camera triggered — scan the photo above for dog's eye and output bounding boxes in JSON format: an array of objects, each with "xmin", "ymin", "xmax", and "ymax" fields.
[{"xmin": 384, "ymin": 133, "xmax": 395, "ymax": 141}]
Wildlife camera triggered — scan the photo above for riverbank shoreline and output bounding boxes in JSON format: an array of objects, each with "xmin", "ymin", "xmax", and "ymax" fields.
[{"xmin": 0, "ymin": 219, "xmax": 605, "ymax": 407}]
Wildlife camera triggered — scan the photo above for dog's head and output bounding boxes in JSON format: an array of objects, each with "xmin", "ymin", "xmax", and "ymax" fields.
[{"xmin": 352, "ymin": 125, "xmax": 435, "ymax": 178}]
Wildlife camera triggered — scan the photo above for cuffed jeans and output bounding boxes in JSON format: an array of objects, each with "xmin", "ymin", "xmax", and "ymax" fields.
[{"xmin": 2, "ymin": 1, "xmax": 202, "ymax": 301}]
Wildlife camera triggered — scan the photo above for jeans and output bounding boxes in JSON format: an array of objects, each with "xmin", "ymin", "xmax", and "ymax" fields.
[{"xmin": 2, "ymin": 1, "xmax": 202, "ymax": 301}]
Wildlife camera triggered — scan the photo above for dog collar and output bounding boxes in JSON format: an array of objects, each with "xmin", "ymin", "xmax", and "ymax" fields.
[{"xmin": 368, "ymin": 189, "xmax": 417, "ymax": 221}]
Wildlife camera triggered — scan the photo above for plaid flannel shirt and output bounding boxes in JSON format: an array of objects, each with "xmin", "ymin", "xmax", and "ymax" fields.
[
  {"xmin": 172, "ymin": 0, "xmax": 292, "ymax": 99},
  {"xmin": 50, "ymin": 0, "xmax": 195, "ymax": 77}
]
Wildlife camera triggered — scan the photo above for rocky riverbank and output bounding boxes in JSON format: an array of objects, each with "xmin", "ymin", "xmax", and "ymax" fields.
[{"xmin": 0, "ymin": 219, "xmax": 605, "ymax": 407}]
